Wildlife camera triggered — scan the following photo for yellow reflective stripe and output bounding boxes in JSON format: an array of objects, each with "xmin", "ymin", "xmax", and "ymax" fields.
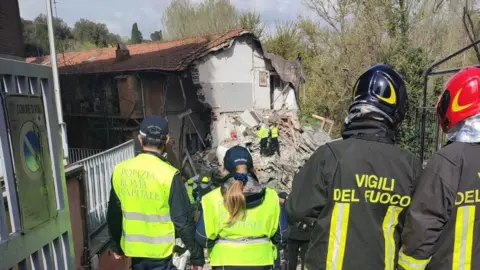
[
  {"xmin": 398, "ymin": 249, "xmax": 430, "ymax": 270},
  {"xmin": 124, "ymin": 212, "xmax": 171, "ymax": 222},
  {"xmin": 326, "ymin": 202, "xmax": 350, "ymax": 270},
  {"xmin": 453, "ymin": 205, "xmax": 475, "ymax": 270},
  {"xmin": 124, "ymin": 234, "xmax": 175, "ymax": 244},
  {"xmin": 383, "ymin": 206, "xmax": 403, "ymax": 270}
]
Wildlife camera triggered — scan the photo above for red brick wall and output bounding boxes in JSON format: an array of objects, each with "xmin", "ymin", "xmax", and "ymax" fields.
[{"xmin": 0, "ymin": 0, "xmax": 25, "ymax": 58}]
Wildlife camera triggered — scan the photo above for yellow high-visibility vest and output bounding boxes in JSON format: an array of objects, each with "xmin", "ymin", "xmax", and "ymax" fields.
[
  {"xmin": 112, "ymin": 153, "xmax": 176, "ymax": 259},
  {"xmin": 202, "ymin": 187, "xmax": 280, "ymax": 266},
  {"xmin": 270, "ymin": 127, "xmax": 279, "ymax": 138},
  {"xmin": 186, "ymin": 183, "xmax": 195, "ymax": 203},
  {"xmin": 258, "ymin": 127, "xmax": 270, "ymax": 139}
]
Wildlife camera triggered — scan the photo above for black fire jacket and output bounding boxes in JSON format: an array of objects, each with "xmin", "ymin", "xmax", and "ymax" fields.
[
  {"xmin": 286, "ymin": 120, "xmax": 422, "ymax": 270},
  {"xmin": 399, "ymin": 142, "xmax": 480, "ymax": 270}
]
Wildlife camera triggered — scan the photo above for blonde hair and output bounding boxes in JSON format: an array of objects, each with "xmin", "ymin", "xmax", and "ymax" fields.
[{"xmin": 224, "ymin": 164, "xmax": 247, "ymax": 225}]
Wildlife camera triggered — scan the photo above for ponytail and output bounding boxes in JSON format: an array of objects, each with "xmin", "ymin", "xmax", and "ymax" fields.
[{"xmin": 224, "ymin": 164, "xmax": 248, "ymax": 225}]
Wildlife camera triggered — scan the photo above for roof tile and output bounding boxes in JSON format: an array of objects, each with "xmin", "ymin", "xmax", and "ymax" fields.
[{"xmin": 26, "ymin": 29, "xmax": 247, "ymax": 74}]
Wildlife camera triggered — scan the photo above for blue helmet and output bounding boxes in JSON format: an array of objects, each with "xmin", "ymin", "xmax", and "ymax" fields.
[{"xmin": 349, "ymin": 64, "xmax": 408, "ymax": 126}]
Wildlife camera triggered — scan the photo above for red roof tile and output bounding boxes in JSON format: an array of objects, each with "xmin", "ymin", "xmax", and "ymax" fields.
[{"xmin": 26, "ymin": 29, "xmax": 249, "ymax": 74}]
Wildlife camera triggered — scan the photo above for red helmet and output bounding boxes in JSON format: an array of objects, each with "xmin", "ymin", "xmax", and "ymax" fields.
[{"xmin": 436, "ymin": 67, "xmax": 480, "ymax": 132}]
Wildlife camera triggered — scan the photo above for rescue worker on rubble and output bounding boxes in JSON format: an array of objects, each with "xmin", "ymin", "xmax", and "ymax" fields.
[
  {"xmin": 258, "ymin": 124, "xmax": 270, "ymax": 155},
  {"xmin": 107, "ymin": 116, "xmax": 205, "ymax": 270},
  {"xmin": 399, "ymin": 67, "xmax": 480, "ymax": 270},
  {"xmin": 193, "ymin": 175, "xmax": 214, "ymax": 202},
  {"xmin": 285, "ymin": 64, "xmax": 422, "ymax": 270},
  {"xmin": 269, "ymin": 122, "xmax": 280, "ymax": 156},
  {"xmin": 195, "ymin": 145, "xmax": 288, "ymax": 269}
]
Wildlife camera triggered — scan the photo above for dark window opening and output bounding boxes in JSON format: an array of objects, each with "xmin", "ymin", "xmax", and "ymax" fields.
[{"xmin": 186, "ymin": 133, "xmax": 205, "ymax": 155}]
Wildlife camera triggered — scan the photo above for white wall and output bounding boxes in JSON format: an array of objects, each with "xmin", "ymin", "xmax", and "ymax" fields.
[
  {"xmin": 284, "ymin": 87, "xmax": 298, "ymax": 110},
  {"xmin": 272, "ymin": 77, "xmax": 298, "ymax": 110},
  {"xmin": 194, "ymin": 37, "xmax": 271, "ymax": 112},
  {"xmin": 210, "ymin": 112, "xmax": 251, "ymax": 147},
  {"xmin": 211, "ymin": 113, "xmax": 235, "ymax": 147},
  {"xmin": 252, "ymin": 45, "xmax": 270, "ymax": 110}
]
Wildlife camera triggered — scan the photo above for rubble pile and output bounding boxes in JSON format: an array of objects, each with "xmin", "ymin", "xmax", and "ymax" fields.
[{"xmin": 190, "ymin": 110, "xmax": 332, "ymax": 192}]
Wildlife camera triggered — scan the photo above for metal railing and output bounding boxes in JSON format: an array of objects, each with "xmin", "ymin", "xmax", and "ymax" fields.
[
  {"xmin": 68, "ymin": 148, "xmax": 104, "ymax": 164},
  {"xmin": 71, "ymin": 140, "xmax": 135, "ymax": 236},
  {"xmin": 0, "ymin": 57, "xmax": 74, "ymax": 268}
]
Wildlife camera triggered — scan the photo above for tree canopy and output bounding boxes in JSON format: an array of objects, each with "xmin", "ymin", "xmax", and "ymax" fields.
[
  {"xmin": 131, "ymin": 23, "xmax": 143, "ymax": 44},
  {"xmin": 22, "ymin": 15, "xmax": 122, "ymax": 57},
  {"xmin": 161, "ymin": 0, "xmax": 264, "ymax": 39},
  {"xmin": 150, "ymin": 30, "xmax": 163, "ymax": 41}
]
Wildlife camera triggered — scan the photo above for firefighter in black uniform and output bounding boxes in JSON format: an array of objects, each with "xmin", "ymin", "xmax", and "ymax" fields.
[
  {"xmin": 285, "ymin": 64, "xmax": 422, "ymax": 270},
  {"xmin": 399, "ymin": 67, "xmax": 480, "ymax": 270}
]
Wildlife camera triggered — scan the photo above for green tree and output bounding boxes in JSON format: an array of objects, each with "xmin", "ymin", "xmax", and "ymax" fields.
[
  {"xmin": 131, "ymin": 22, "xmax": 143, "ymax": 44},
  {"xmin": 265, "ymin": 22, "xmax": 303, "ymax": 60},
  {"xmin": 150, "ymin": 30, "xmax": 163, "ymax": 41},
  {"xmin": 73, "ymin": 19, "xmax": 120, "ymax": 47},
  {"xmin": 162, "ymin": 0, "xmax": 251, "ymax": 39},
  {"xmin": 22, "ymin": 14, "xmax": 73, "ymax": 57},
  {"xmin": 239, "ymin": 11, "xmax": 264, "ymax": 38}
]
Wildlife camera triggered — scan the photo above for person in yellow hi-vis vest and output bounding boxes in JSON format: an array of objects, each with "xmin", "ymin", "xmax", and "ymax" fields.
[
  {"xmin": 107, "ymin": 116, "xmax": 204, "ymax": 270},
  {"xmin": 269, "ymin": 123, "xmax": 280, "ymax": 156},
  {"xmin": 195, "ymin": 145, "xmax": 288, "ymax": 270},
  {"xmin": 257, "ymin": 124, "xmax": 270, "ymax": 156},
  {"xmin": 186, "ymin": 178, "xmax": 196, "ymax": 204}
]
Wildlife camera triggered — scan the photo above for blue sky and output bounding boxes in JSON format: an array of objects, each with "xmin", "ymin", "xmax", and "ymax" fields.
[{"xmin": 18, "ymin": 0, "xmax": 313, "ymax": 38}]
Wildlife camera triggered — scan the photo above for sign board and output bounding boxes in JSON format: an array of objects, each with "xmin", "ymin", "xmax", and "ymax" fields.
[{"xmin": 4, "ymin": 95, "xmax": 56, "ymax": 231}]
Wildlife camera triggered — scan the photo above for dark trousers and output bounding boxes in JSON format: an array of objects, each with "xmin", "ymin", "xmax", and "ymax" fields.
[
  {"xmin": 287, "ymin": 239, "xmax": 309, "ymax": 270},
  {"xmin": 260, "ymin": 138, "xmax": 268, "ymax": 154},
  {"xmin": 270, "ymin": 137, "xmax": 280, "ymax": 155},
  {"xmin": 132, "ymin": 257, "xmax": 176, "ymax": 270}
]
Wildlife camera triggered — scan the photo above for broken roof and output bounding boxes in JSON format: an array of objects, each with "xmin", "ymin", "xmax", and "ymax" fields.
[
  {"xmin": 26, "ymin": 29, "xmax": 305, "ymax": 97},
  {"xmin": 26, "ymin": 29, "xmax": 248, "ymax": 74}
]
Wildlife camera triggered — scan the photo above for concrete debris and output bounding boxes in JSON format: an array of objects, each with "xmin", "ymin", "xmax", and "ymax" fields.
[
  {"xmin": 191, "ymin": 110, "xmax": 332, "ymax": 192},
  {"xmin": 239, "ymin": 109, "xmax": 261, "ymax": 128}
]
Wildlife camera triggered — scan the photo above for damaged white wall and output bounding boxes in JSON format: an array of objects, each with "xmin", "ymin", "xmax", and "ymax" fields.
[
  {"xmin": 194, "ymin": 36, "xmax": 283, "ymax": 146},
  {"xmin": 272, "ymin": 77, "xmax": 298, "ymax": 110},
  {"xmin": 194, "ymin": 36, "xmax": 277, "ymax": 112}
]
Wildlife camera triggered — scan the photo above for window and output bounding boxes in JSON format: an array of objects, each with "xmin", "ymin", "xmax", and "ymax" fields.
[{"xmin": 259, "ymin": 71, "xmax": 268, "ymax": 87}]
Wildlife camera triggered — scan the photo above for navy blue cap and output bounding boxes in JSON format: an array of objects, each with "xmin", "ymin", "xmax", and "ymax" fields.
[
  {"xmin": 140, "ymin": 116, "xmax": 169, "ymax": 139},
  {"xmin": 278, "ymin": 192, "xmax": 289, "ymax": 199},
  {"xmin": 223, "ymin": 146, "xmax": 253, "ymax": 173}
]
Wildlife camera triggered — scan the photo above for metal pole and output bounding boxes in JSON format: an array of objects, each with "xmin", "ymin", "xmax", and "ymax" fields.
[{"xmin": 46, "ymin": 0, "xmax": 68, "ymax": 164}]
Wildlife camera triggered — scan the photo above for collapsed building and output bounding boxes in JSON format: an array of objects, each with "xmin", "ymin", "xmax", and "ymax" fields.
[
  {"xmin": 189, "ymin": 109, "xmax": 331, "ymax": 191},
  {"xmin": 27, "ymin": 29, "xmax": 333, "ymax": 189}
]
